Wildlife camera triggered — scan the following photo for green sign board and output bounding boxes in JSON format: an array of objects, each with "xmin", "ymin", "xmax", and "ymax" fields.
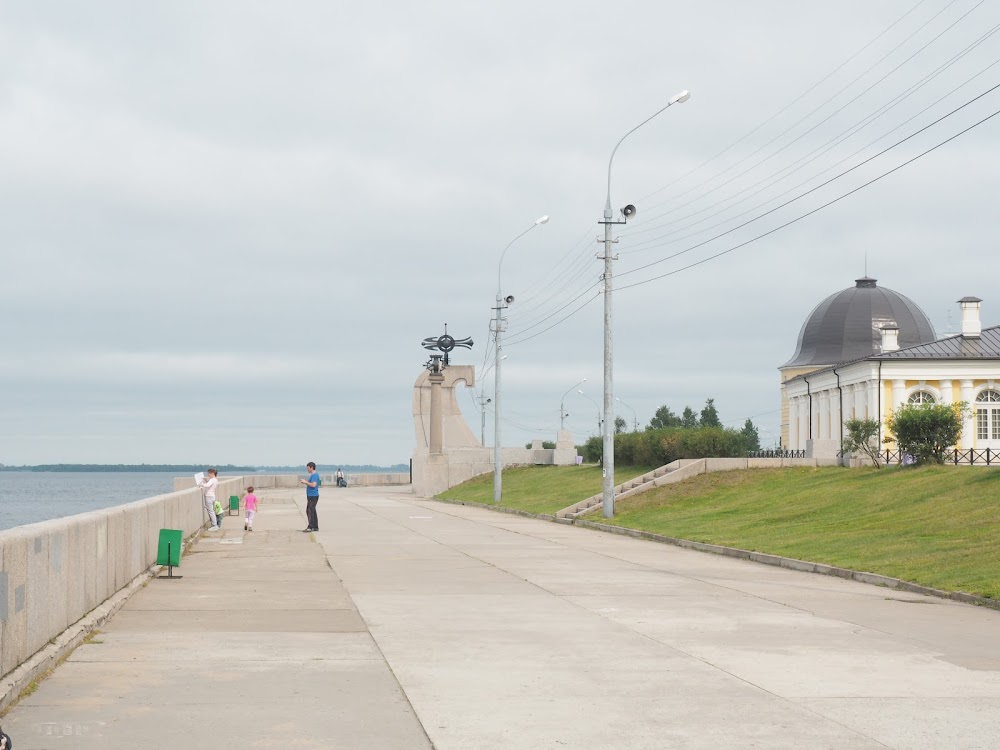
[{"xmin": 156, "ymin": 529, "xmax": 183, "ymax": 567}]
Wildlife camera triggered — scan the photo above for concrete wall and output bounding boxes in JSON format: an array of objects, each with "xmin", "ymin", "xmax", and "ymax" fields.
[
  {"xmin": 0, "ymin": 477, "xmax": 243, "ymax": 681},
  {"xmin": 173, "ymin": 473, "xmax": 410, "ymax": 492}
]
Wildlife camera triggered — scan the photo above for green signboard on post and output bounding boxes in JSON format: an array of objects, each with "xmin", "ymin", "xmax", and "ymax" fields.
[{"xmin": 157, "ymin": 528, "xmax": 183, "ymax": 568}]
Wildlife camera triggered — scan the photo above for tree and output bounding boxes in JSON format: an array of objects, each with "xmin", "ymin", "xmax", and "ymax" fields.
[
  {"xmin": 681, "ymin": 407, "xmax": 698, "ymax": 428},
  {"xmin": 888, "ymin": 402, "xmax": 969, "ymax": 464},
  {"xmin": 843, "ymin": 417, "xmax": 882, "ymax": 468},
  {"xmin": 614, "ymin": 416, "xmax": 627, "ymax": 434},
  {"xmin": 647, "ymin": 405, "xmax": 681, "ymax": 430},
  {"xmin": 740, "ymin": 419, "xmax": 760, "ymax": 451},
  {"xmin": 700, "ymin": 398, "xmax": 721, "ymax": 428}
]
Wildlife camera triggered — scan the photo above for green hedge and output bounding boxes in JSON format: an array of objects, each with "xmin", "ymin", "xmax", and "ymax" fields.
[{"xmin": 580, "ymin": 426, "xmax": 756, "ymax": 466}]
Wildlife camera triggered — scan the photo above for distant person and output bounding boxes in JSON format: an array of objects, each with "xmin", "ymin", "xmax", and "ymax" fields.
[
  {"xmin": 336, "ymin": 468, "xmax": 346, "ymax": 488},
  {"xmin": 244, "ymin": 486, "xmax": 258, "ymax": 532},
  {"xmin": 0, "ymin": 724, "xmax": 12, "ymax": 749},
  {"xmin": 213, "ymin": 498, "xmax": 224, "ymax": 529},
  {"xmin": 299, "ymin": 461, "xmax": 320, "ymax": 532},
  {"xmin": 198, "ymin": 468, "xmax": 219, "ymax": 530}
]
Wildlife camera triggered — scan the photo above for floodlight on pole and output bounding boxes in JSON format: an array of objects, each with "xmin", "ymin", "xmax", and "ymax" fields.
[
  {"xmin": 577, "ymin": 390, "xmax": 603, "ymax": 436},
  {"xmin": 615, "ymin": 396, "xmax": 638, "ymax": 432},
  {"xmin": 494, "ymin": 216, "xmax": 550, "ymax": 505},
  {"xmin": 599, "ymin": 89, "xmax": 689, "ymax": 519},
  {"xmin": 560, "ymin": 377, "xmax": 587, "ymax": 430}
]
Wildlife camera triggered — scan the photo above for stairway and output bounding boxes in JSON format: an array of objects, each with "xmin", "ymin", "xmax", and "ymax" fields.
[{"xmin": 555, "ymin": 463, "xmax": 678, "ymax": 520}]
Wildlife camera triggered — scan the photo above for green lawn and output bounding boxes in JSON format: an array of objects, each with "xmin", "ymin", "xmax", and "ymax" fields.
[
  {"xmin": 438, "ymin": 464, "xmax": 654, "ymax": 515},
  {"xmin": 593, "ymin": 466, "xmax": 1000, "ymax": 599}
]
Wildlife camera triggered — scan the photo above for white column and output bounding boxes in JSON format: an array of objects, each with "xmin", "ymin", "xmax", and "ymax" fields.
[
  {"xmin": 789, "ymin": 397, "xmax": 799, "ymax": 450},
  {"xmin": 867, "ymin": 380, "xmax": 879, "ymax": 424},
  {"xmin": 892, "ymin": 379, "xmax": 907, "ymax": 414},
  {"xmin": 940, "ymin": 379, "xmax": 954, "ymax": 404},
  {"xmin": 830, "ymin": 387, "xmax": 841, "ymax": 444},
  {"xmin": 854, "ymin": 383, "xmax": 867, "ymax": 421},
  {"xmin": 799, "ymin": 396, "xmax": 810, "ymax": 450},
  {"xmin": 960, "ymin": 379, "xmax": 975, "ymax": 448},
  {"xmin": 818, "ymin": 391, "xmax": 829, "ymax": 439}
]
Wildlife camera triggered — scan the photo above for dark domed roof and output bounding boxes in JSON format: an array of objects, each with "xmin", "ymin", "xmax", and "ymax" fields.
[{"xmin": 783, "ymin": 277, "xmax": 936, "ymax": 368}]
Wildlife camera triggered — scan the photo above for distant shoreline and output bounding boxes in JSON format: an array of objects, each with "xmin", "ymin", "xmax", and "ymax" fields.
[{"xmin": 0, "ymin": 463, "xmax": 409, "ymax": 473}]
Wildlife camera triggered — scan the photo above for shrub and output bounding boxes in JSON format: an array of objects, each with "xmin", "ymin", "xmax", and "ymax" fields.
[{"xmin": 887, "ymin": 402, "xmax": 970, "ymax": 465}]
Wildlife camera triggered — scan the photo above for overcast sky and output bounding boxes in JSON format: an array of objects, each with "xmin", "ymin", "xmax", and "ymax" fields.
[{"xmin": 2, "ymin": 0, "xmax": 999, "ymax": 466}]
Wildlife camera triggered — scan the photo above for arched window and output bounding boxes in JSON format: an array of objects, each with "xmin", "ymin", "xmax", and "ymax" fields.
[
  {"xmin": 976, "ymin": 390, "xmax": 1000, "ymax": 442},
  {"xmin": 908, "ymin": 391, "xmax": 935, "ymax": 404}
]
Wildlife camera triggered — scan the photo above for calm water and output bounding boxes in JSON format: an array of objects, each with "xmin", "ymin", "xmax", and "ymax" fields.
[{"xmin": 0, "ymin": 472, "xmax": 187, "ymax": 531}]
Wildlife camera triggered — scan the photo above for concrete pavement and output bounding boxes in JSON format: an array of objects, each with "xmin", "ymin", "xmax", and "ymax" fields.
[{"xmin": 5, "ymin": 484, "xmax": 1000, "ymax": 748}]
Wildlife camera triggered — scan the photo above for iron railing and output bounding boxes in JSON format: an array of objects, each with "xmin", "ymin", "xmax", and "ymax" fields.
[
  {"xmin": 747, "ymin": 449, "xmax": 807, "ymax": 459},
  {"xmin": 879, "ymin": 448, "xmax": 996, "ymax": 466}
]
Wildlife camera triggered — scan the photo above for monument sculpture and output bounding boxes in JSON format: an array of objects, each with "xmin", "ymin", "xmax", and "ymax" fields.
[{"xmin": 411, "ymin": 327, "xmax": 580, "ymax": 497}]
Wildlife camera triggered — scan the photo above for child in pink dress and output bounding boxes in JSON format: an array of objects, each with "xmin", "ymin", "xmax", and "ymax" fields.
[{"xmin": 244, "ymin": 486, "xmax": 259, "ymax": 532}]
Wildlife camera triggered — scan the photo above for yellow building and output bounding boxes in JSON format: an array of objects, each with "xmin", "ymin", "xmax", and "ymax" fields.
[{"xmin": 780, "ymin": 279, "xmax": 999, "ymax": 456}]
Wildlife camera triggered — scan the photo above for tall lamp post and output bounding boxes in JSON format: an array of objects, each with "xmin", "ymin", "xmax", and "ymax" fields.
[
  {"xmin": 494, "ymin": 215, "xmax": 550, "ymax": 504},
  {"xmin": 599, "ymin": 89, "xmax": 689, "ymax": 519},
  {"xmin": 560, "ymin": 378, "xmax": 588, "ymax": 429},
  {"xmin": 615, "ymin": 396, "xmax": 639, "ymax": 432},
  {"xmin": 577, "ymin": 390, "xmax": 603, "ymax": 437},
  {"xmin": 476, "ymin": 394, "xmax": 492, "ymax": 446}
]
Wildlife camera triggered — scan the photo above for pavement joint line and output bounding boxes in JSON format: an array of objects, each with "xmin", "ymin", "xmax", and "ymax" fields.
[
  {"xmin": 428, "ymin": 495, "xmax": 1000, "ymax": 611},
  {"xmin": 342, "ymin": 492, "xmax": 902, "ymax": 749},
  {"xmin": 288, "ymin": 494, "xmax": 438, "ymax": 749},
  {"xmin": 0, "ymin": 524, "xmax": 210, "ymax": 715}
]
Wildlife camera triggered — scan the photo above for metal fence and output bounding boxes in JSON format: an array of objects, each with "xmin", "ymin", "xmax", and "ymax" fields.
[
  {"xmin": 880, "ymin": 448, "xmax": 997, "ymax": 466},
  {"xmin": 747, "ymin": 449, "xmax": 807, "ymax": 459}
]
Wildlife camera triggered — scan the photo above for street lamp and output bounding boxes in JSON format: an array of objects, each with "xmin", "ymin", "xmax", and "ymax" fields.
[
  {"xmin": 494, "ymin": 215, "xmax": 550, "ymax": 504},
  {"xmin": 577, "ymin": 390, "xmax": 603, "ymax": 437},
  {"xmin": 476, "ymin": 395, "xmax": 492, "ymax": 446},
  {"xmin": 615, "ymin": 396, "xmax": 638, "ymax": 432},
  {"xmin": 599, "ymin": 89, "xmax": 689, "ymax": 519},
  {"xmin": 560, "ymin": 378, "xmax": 587, "ymax": 430}
]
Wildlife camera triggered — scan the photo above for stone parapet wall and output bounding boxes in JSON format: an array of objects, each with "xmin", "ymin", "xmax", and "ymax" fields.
[
  {"xmin": 173, "ymin": 473, "xmax": 410, "ymax": 492},
  {"xmin": 0, "ymin": 477, "xmax": 243, "ymax": 683}
]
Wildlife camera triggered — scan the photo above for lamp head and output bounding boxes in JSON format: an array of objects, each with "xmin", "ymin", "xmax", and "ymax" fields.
[
  {"xmin": 535, "ymin": 215, "xmax": 550, "ymax": 225},
  {"xmin": 669, "ymin": 89, "xmax": 691, "ymax": 105}
]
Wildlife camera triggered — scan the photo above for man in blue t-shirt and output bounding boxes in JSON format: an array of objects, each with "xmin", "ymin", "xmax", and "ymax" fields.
[{"xmin": 299, "ymin": 461, "xmax": 320, "ymax": 532}]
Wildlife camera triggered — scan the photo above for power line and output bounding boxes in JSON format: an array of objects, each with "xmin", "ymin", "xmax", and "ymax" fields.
[
  {"xmin": 630, "ymin": 0, "xmax": 980, "ymax": 230},
  {"xmin": 620, "ymin": 42, "xmax": 1000, "ymax": 256},
  {"xmin": 635, "ymin": 0, "xmax": 935, "ymax": 205},
  {"xmin": 618, "ymin": 100, "xmax": 1000, "ymax": 292},
  {"xmin": 621, "ymin": 22, "xmax": 1000, "ymax": 248},
  {"xmin": 617, "ymin": 78, "xmax": 1000, "ymax": 279}
]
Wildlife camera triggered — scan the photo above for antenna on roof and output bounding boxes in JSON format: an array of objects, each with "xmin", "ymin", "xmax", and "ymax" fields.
[{"xmin": 864, "ymin": 252, "xmax": 868, "ymax": 277}]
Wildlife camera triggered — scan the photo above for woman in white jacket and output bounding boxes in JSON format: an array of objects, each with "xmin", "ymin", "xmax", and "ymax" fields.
[{"xmin": 198, "ymin": 468, "xmax": 219, "ymax": 530}]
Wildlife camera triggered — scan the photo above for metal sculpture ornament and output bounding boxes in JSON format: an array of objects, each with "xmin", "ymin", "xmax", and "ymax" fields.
[{"xmin": 421, "ymin": 326, "xmax": 473, "ymax": 371}]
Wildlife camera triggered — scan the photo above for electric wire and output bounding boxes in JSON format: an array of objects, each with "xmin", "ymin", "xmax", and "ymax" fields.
[
  {"xmin": 616, "ymin": 100, "xmax": 1000, "ymax": 292},
  {"xmin": 628, "ymin": 0, "xmax": 980, "ymax": 231},
  {"xmin": 635, "ymin": 0, "xmax": 934, "ymax": 205},
  {"xmin": 620, "ymin": 40, "xmax": 1000, "ymax": 255},
  {"xmin": 622, "ymin": 20, "xmax": 1000, "ymax": 247},
  {"xmin": 616, "ymin": 78, "xmax": 1000, "ymax": 280}
]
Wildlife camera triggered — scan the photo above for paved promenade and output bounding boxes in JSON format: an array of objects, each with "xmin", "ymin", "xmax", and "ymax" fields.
[{"xmin": 5, "ymin": 485, "xmax": 1000, "ymax": 749}]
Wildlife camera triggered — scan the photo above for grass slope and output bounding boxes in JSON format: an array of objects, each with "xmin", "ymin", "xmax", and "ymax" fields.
[
  {"xmin": 597, "ymin": 466, "xmax": 1000, "ymax": 599},
  {"xmin": 438, "ymin": 464, "xmax": 654, "ymax": 515}
]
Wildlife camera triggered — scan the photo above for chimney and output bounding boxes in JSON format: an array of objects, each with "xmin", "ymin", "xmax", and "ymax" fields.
[
  {"xmin": 880, "ymin": 324, "xmax": 899, "ymax": 353},
  {"xmin": 958, "ymin": 297, "xmax": 982, "ymax": 338}
]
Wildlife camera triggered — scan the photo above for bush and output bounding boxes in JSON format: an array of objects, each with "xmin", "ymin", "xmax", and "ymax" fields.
[
  {"xmin": 579, "ymin": 426, "xmax": 753, "ymax": 466},
  {"xmin": 887, "ymin": 402, "xmax": 970, "ymax": 465}
]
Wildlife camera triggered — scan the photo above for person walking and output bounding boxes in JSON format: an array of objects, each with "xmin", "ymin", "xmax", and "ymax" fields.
[
  {"xmin": 336, "ymin": 468, "xmax": 346, "ymax": 488},
  {"xmin": 299, "ymin": 462, "xmax": 320, "ymax": 532},
  {"xmin": 244, "ymin": 486, "xmax": 258, "ymax": 531},
  {"xmin": 198, "ymin": 468, "xmax": 219, "ymax": 530}
]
